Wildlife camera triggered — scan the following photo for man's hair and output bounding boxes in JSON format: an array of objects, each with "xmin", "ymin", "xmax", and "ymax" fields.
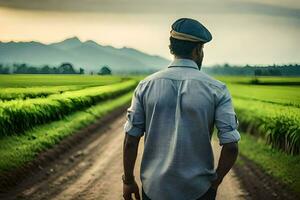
[{"xmin": 169, "ymin": 37, "xmax": 203, "ymax": 58}]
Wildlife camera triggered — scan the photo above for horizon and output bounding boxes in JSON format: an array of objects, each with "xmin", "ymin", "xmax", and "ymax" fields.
[
  {"xmin": 2, "ymin": 36, "xmax": 300, "ymax": 67},
  {"xmin": 0, "ymin": 36, "xmax": 166, "ymax": 58}
]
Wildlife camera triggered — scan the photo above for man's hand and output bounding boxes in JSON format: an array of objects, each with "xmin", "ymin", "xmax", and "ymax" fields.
[{"xmin": 123, "ymin": 181, "xmax": 141, "ymax": 200}]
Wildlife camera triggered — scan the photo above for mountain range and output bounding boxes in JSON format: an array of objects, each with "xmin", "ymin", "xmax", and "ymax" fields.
[{"xmin": 0, "ymin": 37, "xmax": 170, "ymax": 73}]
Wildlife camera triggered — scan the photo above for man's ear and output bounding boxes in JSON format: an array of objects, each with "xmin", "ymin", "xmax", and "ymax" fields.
[
  {"xmin": 197, "ymin": 44, "xmax": 204, "ymax": 54},
  {"xmin": 191, "ymin": 46, "xmax": 198, "ymax": 59},
  {"xmin": 192, "ymin": 44, "xmax": 202, "ymax": 58}
]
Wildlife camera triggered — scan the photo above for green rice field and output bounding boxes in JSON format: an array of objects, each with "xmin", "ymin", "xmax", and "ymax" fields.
[
  {"xmin": 0, "ymin": 74, "xmax": 299, "ymax": 192},
  {"xmin": 0, "ymin": 75, "xmax": 138, "ymax": 173},
  {"xmin": 217, "ymin": 76, "xmax": 300, "ymax": 155},
  {"xmin": 217, "ymin": 76, "xmax": 300, "ymax": 191}
]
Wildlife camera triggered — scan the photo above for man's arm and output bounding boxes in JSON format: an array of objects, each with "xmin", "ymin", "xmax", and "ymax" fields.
[
  {"xmin": 123, "ymin": 133, "xmax": 140, "ymax": 182},
  {"xmin": 211, "ymin": 142, "xmax": 239, "ymax": 189},
  {"xmin": 122, "ymin": 133, "xmax": 141, "ymax": 200},
  {"xmin": 122, "ymin": 82, "xmax": 145, "ymax": 199},
  {"xmin": 213, "ymin": 85, "xmax": 241, "ymax": 189}
]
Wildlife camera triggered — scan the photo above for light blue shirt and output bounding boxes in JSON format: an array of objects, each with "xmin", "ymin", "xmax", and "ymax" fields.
[{"xmin": 124, "ymin": 58, "xmax": 241, "ymax": 200}]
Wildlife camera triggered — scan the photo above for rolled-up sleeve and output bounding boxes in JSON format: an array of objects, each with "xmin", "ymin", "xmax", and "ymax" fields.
[
  {"xmin": 124, "ymin": 83, "xmax": 145, "ymax": 137},
  {"xmin": 215, "ymin": 85, "xmax": 241, "ymax": 146}
]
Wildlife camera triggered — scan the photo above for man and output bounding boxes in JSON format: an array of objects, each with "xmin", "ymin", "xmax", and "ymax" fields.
[{"xmin": 122, "ymin": 18, "xmax": 241, "ymax": 200}]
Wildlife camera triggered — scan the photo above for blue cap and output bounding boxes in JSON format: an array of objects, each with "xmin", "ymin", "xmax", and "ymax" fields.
[{"xmin": 170, "ymin": 18, "xmax": 212, "ymax": 43}]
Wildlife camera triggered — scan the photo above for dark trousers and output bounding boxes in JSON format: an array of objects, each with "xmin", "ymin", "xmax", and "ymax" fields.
[{"xmin": 142, "ymin": 187, "xmax": 217, "ymax": 200}]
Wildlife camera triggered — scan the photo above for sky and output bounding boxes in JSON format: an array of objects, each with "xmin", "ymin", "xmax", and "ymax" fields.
[{"xmin": 0, "ymin": 0, "xmax": 300, "ymax": 66}]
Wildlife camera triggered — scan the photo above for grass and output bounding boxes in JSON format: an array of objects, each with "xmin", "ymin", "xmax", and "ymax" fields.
[
  {"xmin": 0, "ymin": 84, "xmax": 127, "ymax": 101},
  {"xmin": 0, "ymin": 80, "xmax": 137, "ymax": 136},
  {"xmin": 211, "ymin": 76, "xmax": 300, "ymax": 154},
  {"xmin": 237, "ymin": 132, "xmax": 300, "ymax": 193},
  {"xmin": 227, "ymin": 84, "xmax": 300, "ymax": 107},
  {"xmin": 215, "ymin": 76, "xmax": 300, "ymax": 85},
  {"xmin": 0, "ymin": 74, "xmax": 125, "ymax": 88},
  {"xmin": 211, "ymin": 76, "xmax": 300, "ymax": 192},
  {"xmin": 0, "ymin": 91, "xmax": 133, "ymax": 173},
  {"xmin": 233, "ymin": 98, "xmax": 300, "ymax": 155}
]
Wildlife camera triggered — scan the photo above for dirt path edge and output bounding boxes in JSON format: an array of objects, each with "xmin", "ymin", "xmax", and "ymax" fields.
[
  {"xmin": 233, "ymin": 154, "xmax": 300, "ymax": 200},
  {"xmin": 0, "ymin": 104, "xmax": 129, "ymax": 192}
]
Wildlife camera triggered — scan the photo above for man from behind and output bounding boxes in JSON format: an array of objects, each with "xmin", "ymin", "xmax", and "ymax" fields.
[{"xmin": 122, "ymin": 18, "xmax": 241, "ymax": 200}]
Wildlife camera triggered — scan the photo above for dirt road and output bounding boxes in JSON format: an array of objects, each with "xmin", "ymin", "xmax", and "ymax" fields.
[{"xmin": 2, "ymin": 113, "xmax": 248, "ymax": 200}]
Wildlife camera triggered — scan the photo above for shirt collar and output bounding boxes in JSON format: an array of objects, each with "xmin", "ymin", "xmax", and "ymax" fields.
[{"xmin": 168, "ymin": 58, "xmax": 199, "ymax": 70}]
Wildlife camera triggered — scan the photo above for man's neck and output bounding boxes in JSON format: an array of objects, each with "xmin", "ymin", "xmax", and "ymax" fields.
[
  {"xmin": 174, "ymin": 56, "xmax": 201, "ymax": 70},
  {"xmin": 175, "ymin": 56, "xmax": 193, "ymax": 60}
]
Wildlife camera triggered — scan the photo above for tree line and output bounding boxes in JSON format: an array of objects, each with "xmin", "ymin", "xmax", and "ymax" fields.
[
  {"xmin": 0, "ymin": 63, "xmax": 84, "ymax": 74},
  {"xmin": 0, "ymin": 63, "xmax": 299, "ymax": 76},
  {"xmin": 202, "ymin": 64, "xmax": 300, "ymax": 76}
]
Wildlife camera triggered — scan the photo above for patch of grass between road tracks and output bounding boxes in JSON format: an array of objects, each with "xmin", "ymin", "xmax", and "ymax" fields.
[
  {"xmin": 0, "ymin": 91, "xmax": 133, "ymax": 174},
  {"xmin": 237, "ymin": 132, "xmax": 300, "ymax": 193}
]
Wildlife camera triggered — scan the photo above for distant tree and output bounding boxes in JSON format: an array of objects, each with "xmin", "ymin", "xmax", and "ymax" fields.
[
  {"xmin": 224, "ymin": 63, "xmax": 230, "ymax": 68},
  {"xmin": 79, "ymin": 68, "xmax": 85, "ymax": 74},
  {"xmin": 58, "ymin": 63, "xmax": 76, "ymax": 74},
  {"xmin": 268, "ymin": 68, "xmax": 282, "ymax": 76},
  {"xmin": 41, "ymin": 65, "xmax": 51, "ymax": 74},
  {"xmin": 98, "ymin": 65, "xmax": 112, "ymax": 75},
  {"xmin": 27, "ymin": 67, "xmax": 38, "ymax": 74},
  {"xmin": 13, "ymin": 63, "xmax": 28, "ymax": 74},
  {"xmin": 0, "ymin": 64, "xmax": 9, "ymax": 74},
  {"xmin": 254, "ymin": 69, "xmax": 262, "ymax": 76}
]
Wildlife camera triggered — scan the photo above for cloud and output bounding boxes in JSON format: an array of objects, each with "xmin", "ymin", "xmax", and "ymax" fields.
[
  {"xmin": 232, "ymin": 2, "xmax": 300, "ymax": 19},
  {"xmin": 0, "ymin": 0, "xmax": 299, "ymax": 20}
]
